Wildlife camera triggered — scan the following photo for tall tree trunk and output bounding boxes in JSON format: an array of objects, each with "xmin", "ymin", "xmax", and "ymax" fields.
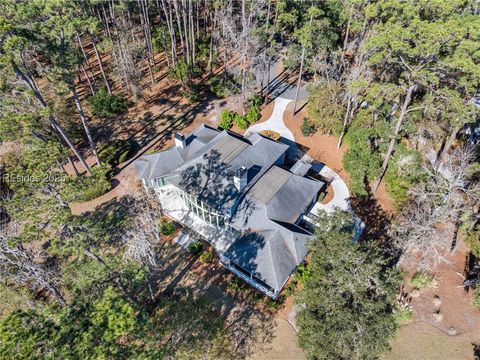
[
  {"xmin": 71, "ymin": 81, "xmax": 101, "ymax": 166},
  {"xmin": 139, "ymin": 0, "xmax": 155, "ymax": 85},
  {"xmin": 12, "ymin": 62, "xmax": 91, "ymax": 175},
  {"xmin": 67, "ymin": 155, "xmax": 79, "ymax": 176},
  {"xmin": 90, "ymin": 34, "xmax": 112, "ymax": 94},
  {"xmin": 76, "ymin": 32, "xmax": 97, "ymax": 93},
  {"xmin": 436, "ymin": 123, "xmax": 461, "ymax": 166},
  {"xmin": 293, "ymin": 13, "xmax": 313, "ymax": 114},
  {"xmin": 80, "ymin": 64, "xmax": 95, "ymax": 96},
  {"xmin": 293, "ymin": 45, "xmax": 306, "ymax": 114},
  {"xmin": 208, "ymin": 7, "xmax": 217, "ymax": 75},
  {"xmin": 189, "ymin": 0, "xmax": 196, "ymax": 66},
  {"xmin": 160, "ymin": 0, "xmax": 178, "ymax": 67},
  {"xmin": 337, "ymin": 95, "xmax": 352, "ymax": 148},
  {"xmin": 373, "ymin": 84, "xmax": 417, "ymax": 192}
]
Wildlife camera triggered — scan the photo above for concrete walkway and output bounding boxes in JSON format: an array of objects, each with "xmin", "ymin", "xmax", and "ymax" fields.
[
  {"xmin": 244, "ymin": 97, "xmax": 295, "ymax": 141},
  {"xmin": 244, "ymin": 97, "xmax": 300, "ymax": 159},
  {"xmin": 306, "ymin": 157, "xmax": 350, "ymax": 213}
]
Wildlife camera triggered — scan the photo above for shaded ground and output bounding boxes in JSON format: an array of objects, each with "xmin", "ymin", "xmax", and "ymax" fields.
[{"xmin": 149, "ymin": 238, "xmax": 280, "ymax": 359}]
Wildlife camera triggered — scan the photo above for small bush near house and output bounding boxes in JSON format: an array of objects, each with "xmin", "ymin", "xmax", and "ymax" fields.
[
  {"xmin": 234, "ymin": 113, "xmax": 248, "ymax": 129},
  {"xmin": 284, "ymin": 281, "xmax": 297, "ymax": 297},
  {"xmin": 245, "ymin": 106, "xmax": 260, "ymax": 125},
  {"xmin": 300, "ymin": 117, "xmax": 316, "ymax": 136},
  {"xmin": 61, "ymin": 165, "xmax": 111, "ymax": 203},
  {"xmin": 248, "ymin": 95, "xmax": 263, "ymax": 109},
  {"xmin": 88, "ymin": 88, "xmax": 130, "ymax": 117},
  {"xmin": 410, "ymin": 272, "xmax": 437, "ymax": 289},
  {"xmin": 267, "ymin": 295, "xmax": 285, "ymax": 310},
  {"xmin": 187, "ymin": 240, "xmax": 203, "ymax": 255},
  {"xmin": 218, "ymin": 109, "xmax": 235, "ymax": 130},
  {"xmin": 248, "ymin": 291, "xmax": 264, "ymax": 304},
  {"xmin": 226, "ymin": 277, "xmax": 245, "ymax": 293},
  {"xmin": 245, "ymin": 95, "xmax": 262, "ymax": 125},
  {"xmin": 98, "ymin": 140, "xmax": 134, "ymax": 170},
  {"xmin": 199, "ymin": 250, "xmax": 213, "ymax": 263},
  {"xmin": 159, "ymin": 221, "xmax": 176, "ymax": 236},
  {"xmin": 259, "ymin": 130, "xmax": 281, "ymax": 142},
  {"xmin": 293, "ymin": 263, "xmax": 311, "ymax": 285}
]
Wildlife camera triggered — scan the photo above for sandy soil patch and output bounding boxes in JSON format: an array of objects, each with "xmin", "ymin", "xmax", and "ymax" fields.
[{"xmin": 383, "ymin": 321, "xmax": 477, "ymax": 360}]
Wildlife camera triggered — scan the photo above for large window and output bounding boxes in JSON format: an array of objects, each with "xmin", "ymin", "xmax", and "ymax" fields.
[{"xmin": 180, "ymin": 191, "xmax": 225, "ymax": 228}]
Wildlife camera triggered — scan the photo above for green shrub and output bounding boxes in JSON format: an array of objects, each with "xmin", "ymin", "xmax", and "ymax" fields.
[
  {"xmin": 184, "ymin": 84, "xmax": 201, "ymax": 103},
  {"xmin": 393, "ymin": 307, "xmax": 413, "ymax": 324},
  {"xmin": 234, "ymin": 113, "xmax": 248, "ymax": 129},
  {"xmin": 207, "ymin": 74, "xmax": 238, "ymax": 98},
  {"xmin": 61, "ymin": 165, "xmax": 111, "ymax": 203},
  {"xmin": 98, "ymin": 140, "xmax": 134, "ymax": 170},
  {"xmin": 284, "ymin": 281, "xmax": 297, "ymax": 297},
  {"xmin": 245, "ymin": 95, "xmax": 262, "ymax": 125},
  {"xmin": 248, "ymin": 95, "xmax": 263, "ymax": 108},
  {"xmin": 226, "ymin": 277, "xmax": 244, "ymax": 293},
  {"xmin": 199, "ymin": 250, "xmax": 213, "ymax": 263},
  {"xmin": 460, "ymin": 212, "xmax": 480, "ymax": 257},
  {"xmin": 267, "ymin": 295, "xmax": 285, "ymax": 310},
  {"xmin": 293, "ymin": 263, "xmax": 311, "ymax": 285},
  {"xmin": 410, "ymin": 272, "xmax": 436, "ymax": 289},
  {"xmin": 170, "ymin": 60, "xmax": 201, "ymax": 80},
  {"xmin": 249, "ymin": 291, "xmax": 264, "ymax": 304},
  {"xmin": 300, "ymin": 118, "xmax": 316, "ymax": 136},
  {"xmin": 159, "ymin": 221, "xmax": 176, "ymax": 236},
  {"xmin": 218, "ymin": 109, "xmax": 235, "ymax": 130},
  {"xmin": 384, "ymin": 145, "xmax": 423, "ymax": 208},
  {"xmin": 88, "ymin": 88, "xmax": 130, "ymax": 117},
  {"xmin": 187, "ymin": 240, "xmax": 203, "ymax": 255},
  {"xmin": 474, "ymin": 290, "xmax": 480, "ymax": 309},
  {"xmin": 245, "ymin": 106, "xmax": 260, "ymax": 125}
]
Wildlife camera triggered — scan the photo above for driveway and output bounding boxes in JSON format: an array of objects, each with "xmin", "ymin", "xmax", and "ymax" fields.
[
  {"xmin": 244, "ymin": 97, "xmax": 295, "ymax": 141},
  {"xmin": 245, "ymin": 97, "xmax": 300, "ymax": 158}
]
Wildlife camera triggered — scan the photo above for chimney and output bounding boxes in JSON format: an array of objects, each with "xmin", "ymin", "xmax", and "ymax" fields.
[
  {"xmin": 233, "ymin": 166, "xmax": 248, "ymax": 191},
  {"xmin": 174, "ymin": 132, "xmax": 186, "ymax": 149}
]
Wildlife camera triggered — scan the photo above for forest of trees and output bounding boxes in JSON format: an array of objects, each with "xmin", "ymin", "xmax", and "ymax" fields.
[{"xmin": 0, "ymin": 0, "xmax": 479, "ymax": 358}]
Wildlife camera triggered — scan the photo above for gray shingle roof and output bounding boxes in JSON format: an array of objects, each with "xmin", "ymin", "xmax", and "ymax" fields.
[
  {"xmin": 227, "ymin": 166, "xmax": 322, "ymax": 291},
  {"xmin": 164, "ymin": 130, "xmax": 288, "ymax": 212},
  {"xmin": 223, "ymin": 226, "xmax": 311, "ymax": 290},
  {"xmin": 134, "ymin": 123, "xmax": 324, "ymax": 293}
]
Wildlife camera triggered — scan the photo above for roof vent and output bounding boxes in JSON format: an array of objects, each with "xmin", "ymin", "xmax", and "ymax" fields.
[
  {"xmin": 233, "ymin": 166, "xmax": 248, "ymax": 191},
  {"xmin": 174, "ymin": 132, "xmax": 186, "ymax": 149}
]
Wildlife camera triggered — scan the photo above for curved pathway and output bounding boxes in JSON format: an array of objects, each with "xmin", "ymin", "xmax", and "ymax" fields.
[
  {"xmin": 244, "ymin": 97, "xmax": 295, "ymax": 141},
  {"xmin": 245, "ymin": 97, "xmax": 364, "ymax": 242}
]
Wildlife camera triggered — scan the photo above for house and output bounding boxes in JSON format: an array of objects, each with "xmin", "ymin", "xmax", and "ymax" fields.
[{"xmin": 134, "ymin": 124, "xmax": 325, "ymax": 298}]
